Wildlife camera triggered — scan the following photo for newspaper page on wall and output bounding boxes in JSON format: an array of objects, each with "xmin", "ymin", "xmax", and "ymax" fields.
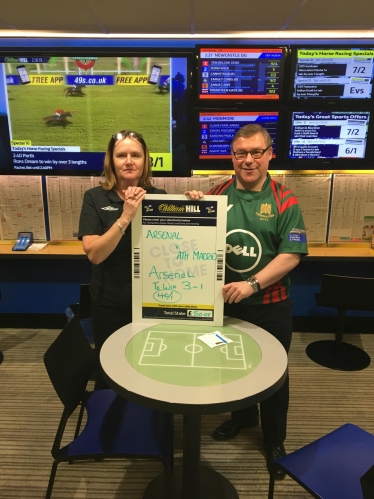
[
  {"xmin": 46, "ymin": 176, "xmax": 102, "ymax": 240},
  {"xmin": 329, "ymin": 174, "xmax": 374, "ymax": 243},
  {"xmin": 0, "ymin": 175, "xmax": 46, "ymax": 240},
  {"xmin": 271, "ymin": 173, "xmax": 331, "ymax": 243},
  {"xmin": 132, "ymin": 194, "xmax": 227, "ymax": 326}
]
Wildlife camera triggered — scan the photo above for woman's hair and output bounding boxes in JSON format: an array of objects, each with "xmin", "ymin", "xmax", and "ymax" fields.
[{"xmin": 100, "ymin": 130, "xmax": 152, "ymax": 191}]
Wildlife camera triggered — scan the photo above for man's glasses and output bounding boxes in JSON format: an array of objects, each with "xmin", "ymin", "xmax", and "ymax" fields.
[
  {"xmin": 232, "ymin": 146, "xmax": 271, "ymax": 160},
  {"xmin": 112, "ymin": 130, "xmax": 143, "ymax": 141}
]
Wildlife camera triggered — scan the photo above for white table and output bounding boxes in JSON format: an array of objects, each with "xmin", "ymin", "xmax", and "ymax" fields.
[{"xmin": 100, "ymin": 317, "xmax": 288, "ymax": 499}]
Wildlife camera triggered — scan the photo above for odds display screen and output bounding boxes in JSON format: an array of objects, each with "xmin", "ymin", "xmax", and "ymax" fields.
[
  {"xmin": 292, "ymin": 48, "xmax": 374, "ymax": 99},
  {"xmin": 198, "ymin": 111, "xmax": 279, "ymax": 159},
  {"xmin": 289, "ymin": 111, "xmax": 370, "ymax": 159},
  {"xmin": 198, "ymin": 47, "xmax": 284, "ymax": 100},
  {"xmin": 0, "ymin": 54, "xmax": 190, "ymax": 176}
]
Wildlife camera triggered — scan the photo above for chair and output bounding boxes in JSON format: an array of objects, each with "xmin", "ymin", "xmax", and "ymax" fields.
[
  {"xmin": 268, "ymin": 424, "xmax": 374, "ymax": 499},
  {"xmin": 69, "ymin": 283, "xmax": 99, "ymax": 381},
  {"xmin": 68, "ymin": 283, "xmax": 94, "ymax": 344},
  {"xmin": 43, "ymin": 315, "xmax": 174, "ymax": 499},
  {"xmin": 306, "ymin": 274, "xmax": 373, "ymax": 371}
]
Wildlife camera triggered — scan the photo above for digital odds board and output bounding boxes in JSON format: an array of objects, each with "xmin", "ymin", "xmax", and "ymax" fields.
[
  {"xmin": 198, "ymin": 47, "xmax": 284, "ymax": 100},
  {"xmin": 292, "ymin": 48, "xmax": 374, "ymax": 99}
]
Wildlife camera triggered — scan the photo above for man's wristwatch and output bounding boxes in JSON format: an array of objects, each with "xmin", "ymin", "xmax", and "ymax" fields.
[{"xmin": 246, "ymin": 275, "xmax": 260, "ymax": 293}]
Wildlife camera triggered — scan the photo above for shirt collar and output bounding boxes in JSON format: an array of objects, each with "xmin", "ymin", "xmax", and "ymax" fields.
[
  {"xmin": 234, "ymin": 173, "xmax": 271, "ymax": 196},
  {"xmin": 107, "ymin": 188, "xmax": 123, "ymax": 203}
]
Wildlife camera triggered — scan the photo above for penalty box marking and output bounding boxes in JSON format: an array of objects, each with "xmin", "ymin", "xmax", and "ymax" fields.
[{"xmin": 138, "ymin": 330, "xmax": 247, "ymax": 369}]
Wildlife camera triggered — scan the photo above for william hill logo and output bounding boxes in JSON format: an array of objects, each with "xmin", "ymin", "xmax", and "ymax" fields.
[
  {"xmin": 158, "ymin": 204, "xmax": 201, "ymax": 213},
  {"xmin": 186, "ymin": 205, "xmax": 201, "ymax": 213}
]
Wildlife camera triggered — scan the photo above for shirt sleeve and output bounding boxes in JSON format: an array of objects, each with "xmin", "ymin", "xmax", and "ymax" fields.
[
  {"xmin": 277, "ymin": 199, "xmax": 308, "ymax": 256},
  {"xmin": 78, "ymin": 190, "xmax": 104, "ymax": 239}
]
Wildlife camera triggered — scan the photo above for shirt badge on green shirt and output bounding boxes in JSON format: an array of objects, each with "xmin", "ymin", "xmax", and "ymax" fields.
[{"xmin": 256, "ymin": 203, "xmax": 275, "ymax": 220}]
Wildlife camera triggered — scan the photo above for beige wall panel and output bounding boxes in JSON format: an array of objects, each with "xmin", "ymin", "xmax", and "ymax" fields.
[
  {"xmin": 194, "ymin": 0, "xmax": 300, "ymax": 32},
  {"xmin": 0, "ymin": 0, "xmax": 373, "ymax": 41},
  {"xmin": 0, "ymin": 0, "xmax": 100, "ymax": 33},
  {"xmin": 0, "ymin": 0, "xmax": 191, "ymax": 34},
  {"xmin": 287, "ymin": 0, "xmax": 374, "ymax": 29},
  {"xmin": 88, "ymin": 0, "xmax": 191, "ymax": 34}
]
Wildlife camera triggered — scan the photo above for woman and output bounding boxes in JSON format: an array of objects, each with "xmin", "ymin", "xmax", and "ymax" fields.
[{"xmin": 78, "ymin": 130, "xmax": 166, "ymax": 386}]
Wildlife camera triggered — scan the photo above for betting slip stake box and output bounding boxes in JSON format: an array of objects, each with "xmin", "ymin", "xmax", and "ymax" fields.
[{"xmin": 132, "ymin": 194, "xmax": 227, "ymax": 326}]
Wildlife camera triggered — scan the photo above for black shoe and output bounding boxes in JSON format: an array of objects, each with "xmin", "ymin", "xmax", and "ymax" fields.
[
  {"xmin": 266, "ymin": 444, "xmax": 287, "ymax": 479},
  {"xmin": 212, "ymin": 417, "xmax": 259, "ymax": 441}
]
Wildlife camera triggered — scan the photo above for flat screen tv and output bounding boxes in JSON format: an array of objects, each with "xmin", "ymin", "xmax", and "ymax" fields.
[
  {"xmin": 0, "ymin": 51, "xmax": 193, "ymax": 176},
  {"xmin": 197, "ymin": 46, "xmax": 287, "ymax": 101},
  {"xmin": 288, "ymin": 110, "xmax": 374, "ymax": 168},
  {"xmin": 290, "ymin": 46, "xmax": 374, "ymax": 101},
  {"xmin": 196, "ymin": 110, "xmax": 282, "ymax": 169}
]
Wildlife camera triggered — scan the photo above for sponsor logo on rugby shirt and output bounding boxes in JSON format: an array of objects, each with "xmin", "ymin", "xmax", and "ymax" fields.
[{"xmin": 225, "ymin": 229, "xmax": 262, "ymax": 273}]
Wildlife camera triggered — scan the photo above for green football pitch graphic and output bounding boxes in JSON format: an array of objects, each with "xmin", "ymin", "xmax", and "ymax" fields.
[{"xmin": 126, "ymin": 324, "xmax": 262, "ymax": 387}]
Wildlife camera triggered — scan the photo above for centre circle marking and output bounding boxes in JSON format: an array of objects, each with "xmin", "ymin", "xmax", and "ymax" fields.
[{"xmin": 185, "ymin": 344, "xmax": 203, "ymax": 354}]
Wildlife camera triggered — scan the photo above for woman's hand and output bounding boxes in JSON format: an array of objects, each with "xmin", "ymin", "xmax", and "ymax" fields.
[
  {"xmin": 118, "ymin": 186, "xmax": 146, "ymax": 225},
  {"xmin": 82, "ymin": 186, "xmax": 146, "ymax": 265},
  {"xmin": 123, "ymin": 186, "xmax": 146, "ymax": 202},
  {"xmin": 185, "ymin": 190, "xmax": 204, "ymax": 200}
]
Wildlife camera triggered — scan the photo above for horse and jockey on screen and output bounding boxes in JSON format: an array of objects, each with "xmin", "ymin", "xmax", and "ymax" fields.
[
  {"xmin": 64, "ymin": 84, "xmax": 86, "ymax": 97},
  {"xmin": 44, "ymin": 109, "xmax": 73, "ymax": 128}
]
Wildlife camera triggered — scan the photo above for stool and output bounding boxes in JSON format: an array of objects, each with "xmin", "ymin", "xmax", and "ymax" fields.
[{"xmin": 306, "ymin": 274, "xmax": 373, "ymax": 371}]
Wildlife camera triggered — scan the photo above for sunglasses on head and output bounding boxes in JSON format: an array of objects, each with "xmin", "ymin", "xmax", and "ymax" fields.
[{"xmin": 112, "ymin": 130, "xmax": 143, "ymax": 141}]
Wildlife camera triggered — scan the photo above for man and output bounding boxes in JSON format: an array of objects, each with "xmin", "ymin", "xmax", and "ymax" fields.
[{"xmin": 186, "ymin": 124, "xmax": 308, "ymax": 478}]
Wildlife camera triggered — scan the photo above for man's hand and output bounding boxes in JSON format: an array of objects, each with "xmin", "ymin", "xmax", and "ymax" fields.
[
  {"xmin": 184, "ymin": 190, "xmax": 204, "ymax": 200},
  {"xmin": 222, "ymin": 281, "xmax": 254, "ymax": 304}
]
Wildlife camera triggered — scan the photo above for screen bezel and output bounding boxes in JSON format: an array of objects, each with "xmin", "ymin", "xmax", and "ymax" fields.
[
  {"xmin": 193, "ymin": 106, "xmax": 287, "ymax": 171},
  {"xmin": 288, "ymin": 44, "xmax": 374, "ymax": 104},
  {"xmin": 196, "ymin": 45, "xmax": 288, "ymax": 105},
  {"xmin": 0, "ymin": 47, "xmax": 195, "ymax": 177}
]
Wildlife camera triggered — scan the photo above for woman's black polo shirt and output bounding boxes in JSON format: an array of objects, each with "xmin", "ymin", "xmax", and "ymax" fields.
[{"xmin": 78, "ymin": 185, "xmax": 166, "ymax": 305}]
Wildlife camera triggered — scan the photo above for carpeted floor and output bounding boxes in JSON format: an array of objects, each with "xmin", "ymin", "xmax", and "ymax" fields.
[{"xmin": 1, "ymin": 327, "xmax": 374, "ymax": 499}]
